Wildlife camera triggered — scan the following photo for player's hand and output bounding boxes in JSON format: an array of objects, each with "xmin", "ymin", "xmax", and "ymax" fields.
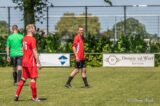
[
  {"xmin": 37, "ymin": 63, "xmax": 42, "ymax": 70},
  {"xmin": 7, "ymin": 56, "xmax": 11, "ymax": 62},
  {"xmin": 76, "ymin": 56, "xmax": 80, "ymax": 62}
]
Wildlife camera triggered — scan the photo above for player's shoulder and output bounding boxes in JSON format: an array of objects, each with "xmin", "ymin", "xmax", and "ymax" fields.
[
  {"xmin": 9, "ymin": 33, "xmax": 22, "ymax": 38},
  {"xmin": 23, "ymin": 35, "xmax": 27, "ymax": 39},
  {"xmin": 16, "ymin": 33, "xmax": 24, "ymax": 39},
  {"xmin": 74, "ymin": 34, "xmax": 80, "ymax": 39},
  {"xmin": 31, "ymin": 36, "xmax": 36, "ymax": 41},
  {"xmin": 24, "ymin": 36, "xmax": 36, "ymax": 42},
  {"xmin": 8, "ymin": 33, "xmax": 14, "ymax": 37},
  {"xmin": 7, "ymin": 33, "xmax": 14, "ymax": 40},
  {"xmin": 18, "ymin": 33, "xmax": 24, "ymax": 37}
]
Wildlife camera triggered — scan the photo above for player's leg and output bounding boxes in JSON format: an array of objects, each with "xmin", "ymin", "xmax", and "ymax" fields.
[
  {"xmin": 14, "ymin": 78, "xmax": 26, "ymax": 101},
  {"xmin": 65, "ymin": 61, "xmax": 80, "ymax": 88},
  {"xmin": 65, "ymin": 69, "xmax": 79, "ymax": 87},
  {"xmin": 81, "ymin": 61, "xmax": 89, "ymax": 87},
  {"xmin": 81, "ymin": 68, "xmax": 89, "ymax": 87},
  {"xmin": 13, "ymin": 67, "xmax": 17, "ymax": 85},
  {"xmin": 30, "ymin": 78, "xmax": 40, "ymax": 101},
  {"xmin": 17, "ymin": 65, "xmax": 22, "ymax": 82},
  {"xmin": 16, "ymin": 56, "xmax": 22, "ymax": 82},
  {"xmin": 65, "ymin": 68, "xmax": 79, "ymax": 88},
  {"xmin": 11, "ymin": 57, "xmax": 17, "ymax": 85},
  {"xmin": 14, "ymin": 67, "xmax": 28, "ymax": 101},
  {"xmin": 29, "ymin": 67, "xmax": 40, "ymax": 101}
]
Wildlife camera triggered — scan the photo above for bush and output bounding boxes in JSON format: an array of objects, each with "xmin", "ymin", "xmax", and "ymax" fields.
[{"xmin": 1, "ymin": 32, "xmax": 160, "ymax": 67}]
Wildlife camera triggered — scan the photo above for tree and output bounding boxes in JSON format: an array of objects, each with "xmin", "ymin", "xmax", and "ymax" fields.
[
  {"xmin": 103, "ymin": 18, "xmax": 149, "ymax": 38},
  {"xmin": 0, "ymin": 21, "xmax": 8, "ymax": 35},
  {"xmin": 114, "ymin": 18, "xmax": 148, "ymax": 37},
  {"xmin": 106, "ymin": 18, "xmax": 149, "ymax": 53},
  {"xmin": 55, "ymin": 13, "xmax": 100, "ymax": 36},
  {"xmin": 12, "ymin": 0, "xmax": 53, "ymax": 27}
]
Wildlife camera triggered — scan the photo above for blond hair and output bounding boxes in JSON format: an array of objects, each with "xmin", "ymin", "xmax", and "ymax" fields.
[{"xmin": 26, "ymin": 24, "xmax": 35, "ymax": 32}]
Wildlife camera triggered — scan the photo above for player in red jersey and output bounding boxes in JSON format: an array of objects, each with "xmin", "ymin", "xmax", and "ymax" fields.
[
  {"xmin": 65, "ymin": 26, "xmax": 89, "ymax": 88},
  {"xmin": 14, "ymin": 24, "xmax": 41, "ymax": 102}
]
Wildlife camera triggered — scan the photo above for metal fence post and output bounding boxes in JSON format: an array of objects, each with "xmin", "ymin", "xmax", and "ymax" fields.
[
  {"xmin": 85, "ymin": 6, "xmax": 88, "ymax": 36},
  {"xmin": 46, "ymin": 6, "xmax": 49, "ymax": 34},
  {"xmin": 158, "ymin": 16, "xmax": 159, "ymax": 36},
  {"xmin": 8, "ymin": 7, "xmax": 10, "ymax": 35},
  {"xmin": 114, "ymin": 16, "xmax": 117, "ymax": 43},
  {"xmin": 124, "ymin": 6, "xmax": 127, "ymax": 36}
]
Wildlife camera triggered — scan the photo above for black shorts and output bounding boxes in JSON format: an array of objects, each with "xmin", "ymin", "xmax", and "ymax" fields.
[
  {"xmin": 11, "ymin": 56, "xmax": 22, "ymax": 67},
  {"xmin": 74, "ymin": 60, "xmax": 86, "ymax": 69}
]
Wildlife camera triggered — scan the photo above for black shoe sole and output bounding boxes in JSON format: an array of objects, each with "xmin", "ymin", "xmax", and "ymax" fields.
[
  {"xmin": 81, "ymin": 85, "xmax": 91, "ymax": 88},
  {"xmin": 65, "ymin": 84, "xmax": 72, "ymax": 88},
  {"xmin": 14, "ymin": 97, "xmax": 19, "ymax": 101}
]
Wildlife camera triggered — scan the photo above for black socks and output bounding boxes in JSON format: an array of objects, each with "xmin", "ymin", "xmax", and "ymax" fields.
[
  {"xmin": 13, "ymin": 72, "xmax": 17, "ymax": 83},
  {"xmin": 66, "ymin": 76, "xmax": 74, "ymax": 85},
  {"xmin": 82, "ymin": 77, "xmax": 89, "ymax": 86},
  {"xmin": 13, "ymin": 70, "xmax": 22, "ymax": 83},
  {"xmin": 17, "ymin": 70, "xmax": 22, "ymax": 82},
  {"xmin": 66, "ymin": 76, "xmax": 89, "ymax": 87}
]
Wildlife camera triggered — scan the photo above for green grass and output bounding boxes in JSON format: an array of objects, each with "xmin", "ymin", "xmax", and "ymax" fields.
[{"xmin": 0, "ymin": 67, "xmax": 160, "ymax": 106}]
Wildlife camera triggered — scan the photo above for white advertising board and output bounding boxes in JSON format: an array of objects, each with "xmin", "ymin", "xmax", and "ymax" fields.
[
  {"xmin": 39, "ymin": 53, "xmax": 70, "ymax": 67},
  {"xmin": 103, "ymin": 54, "xmax": 154, "ymax": 67}
]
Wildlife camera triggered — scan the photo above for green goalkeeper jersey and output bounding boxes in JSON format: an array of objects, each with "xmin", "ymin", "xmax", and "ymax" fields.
[{"xmin": 6, "ymin": 33, "xmax": 24, "ymax": 57}]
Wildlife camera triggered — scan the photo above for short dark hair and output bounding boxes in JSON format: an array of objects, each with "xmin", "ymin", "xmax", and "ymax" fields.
[
  {"xmin": 12, "ymin": 25, "xmax": 18, "ymax": 31},
  {"xmin": 77, "ymin": 25, "xmax": 83, "ymax": 30},
  {"xmin": 78, "ymin": 25, "xmax": 83, "ymax": 28}
]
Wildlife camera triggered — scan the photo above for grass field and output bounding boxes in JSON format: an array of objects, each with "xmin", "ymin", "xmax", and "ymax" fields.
[{"xmin": 0, "ymin": 67, "xmax": 160, "ymax": 106}]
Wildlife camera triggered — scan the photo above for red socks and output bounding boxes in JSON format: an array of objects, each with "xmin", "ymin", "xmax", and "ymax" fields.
[
  {"xmin": 15, "ymin": 80, "xmax": 37, "ymax": 99},
  {"xmin": 30, "ymin": 82, "xmax": 37, "ymax": 99},
  {"xmin": 16, "ymin": 80, "xmax": 25, "ymax": 96}
]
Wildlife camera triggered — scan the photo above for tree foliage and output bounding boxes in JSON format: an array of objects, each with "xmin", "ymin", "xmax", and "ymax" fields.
[
  {"xmin": 12, "ymin": 0, "xmax": 53, "ymax": 27},
  {"xmin": 103, "ymin": 18, "xmax": 149, "ymax": 38},
  {"xmin": 115, "ymin": 18, "xmax": 148, "ymax": 37},
  {"xmin": 1, "ymin": 31, "xmax": 160, "ymax": 66},
  {"xmin": 0, "ymin": 21, "xmax": 8, "ymax": 35},
  {"xmin": 55, "ymin": 13, "xmax": 100, "ymax": 36}
]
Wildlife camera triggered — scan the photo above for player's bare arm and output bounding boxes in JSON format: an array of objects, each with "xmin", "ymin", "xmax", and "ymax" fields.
[
  {"xmin": 72, "ymin": 46, "xmax": 79, "ymax": 61},
  {"xmin": 33, "ymin": 48, "xmax": 41, "ymax": 69},
  {"xmin": 6, "ymin": 46, "xmax": 11, "ymax": 62}
]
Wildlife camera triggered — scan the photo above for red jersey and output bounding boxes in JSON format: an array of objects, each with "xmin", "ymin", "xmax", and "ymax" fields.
[
  {"xmin": 22, "ymin": 36, "xmax": 37, "ymax": 67},
  {"xmin": 72, "ymin": 34, "xmax": 85, "ymax": 60}
]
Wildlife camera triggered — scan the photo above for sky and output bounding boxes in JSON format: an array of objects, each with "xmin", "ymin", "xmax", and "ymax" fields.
[
  {"xmin": 0, "ymin": 0, "xmax": 160, "ymax": 6},
  {"xmin": 51, "ymin": 0, "xmax": 160, "ymax": 6},
  {"xmin": 1, "ymin": 0, "xmax": 160, "ymax": 35}
]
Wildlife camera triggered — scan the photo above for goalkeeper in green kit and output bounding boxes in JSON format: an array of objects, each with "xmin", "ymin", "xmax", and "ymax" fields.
[{"xmin": 6, "ymin": 25, "xmax": 24, "ymax": 85}]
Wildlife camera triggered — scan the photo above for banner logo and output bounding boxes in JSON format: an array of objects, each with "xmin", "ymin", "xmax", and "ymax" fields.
[
  {"xmin": 59, "ymin": 55, "xmax": 68, "ymax": 65},
  {"xmin": 105, "ymin": 55, "xmax": 120, "ymax": 65}
]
